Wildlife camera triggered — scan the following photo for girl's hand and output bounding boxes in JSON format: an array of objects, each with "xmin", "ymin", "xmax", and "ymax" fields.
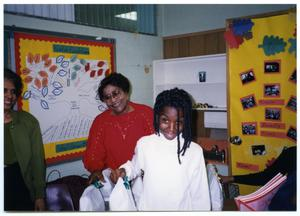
[
  {"xmin": 34, "ymin": 198, "xmax": 45, "ymax": 211},
  {"xmin": 110, "ymin": 168, "xmax": 126, "ymax": 184},
  {"xmin": 88, "ymin": 170, "xmax": 104, "ymax": 185}
]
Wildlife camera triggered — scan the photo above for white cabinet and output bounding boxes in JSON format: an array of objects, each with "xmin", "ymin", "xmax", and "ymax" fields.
[
  {"xmin": 204, "ymin": 110, "xmax": 227, "ymax": 129},
  {"xmin": 153, "ymin": 54, "xmax": 227, "ymax": 128}
]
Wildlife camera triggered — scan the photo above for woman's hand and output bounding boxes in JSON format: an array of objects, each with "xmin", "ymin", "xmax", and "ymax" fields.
[
  {"xmin": 88, "ymin": 170, "xmax": 104, "ymax": 185},
  {"xmin": 110, "ymin": 168, "xmax": 126, "ymax": 184},
  {"xmin": 218, "ymin": 175, "xmax": 234, "ymax": 184},
  {"xmin": 35, "ymin": 198, "xmax": 45, "ymax": 211}
]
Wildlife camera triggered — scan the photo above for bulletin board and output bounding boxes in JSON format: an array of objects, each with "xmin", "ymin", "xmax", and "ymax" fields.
[
  {"xmin": 225, "ymin": 10, "xmax": 296, "ymax": 194},
  {"xmin": 14, "ymin": 32, "xmax": 115, "ymax": 165}
]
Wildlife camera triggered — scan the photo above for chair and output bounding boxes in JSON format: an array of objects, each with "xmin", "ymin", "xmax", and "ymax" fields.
[
  {"xmin": 46, "ymin": 175, "xmax": 89, "ymax": 211},
  {"xmin": 46, "ymin": 183, "xmax": 75, "ymax": 211}
]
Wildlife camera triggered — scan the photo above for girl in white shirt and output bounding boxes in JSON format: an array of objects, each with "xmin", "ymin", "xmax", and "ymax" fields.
[{"xmin": 112, "ymin": 88, "xmax": 211, "ymax": 211}]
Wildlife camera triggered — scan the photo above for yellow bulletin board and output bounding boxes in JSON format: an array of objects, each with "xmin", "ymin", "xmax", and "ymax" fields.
[
  {"xmin": 226, "ymin": 10, "xmax": 296, "ymax": 195},
  {"xmin": 14, "ymin": 32, "xmax": 115, "ymax": 165}
]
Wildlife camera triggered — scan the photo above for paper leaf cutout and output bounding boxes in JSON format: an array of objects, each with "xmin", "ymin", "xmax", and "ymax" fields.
[
  {"xmin": 258, "ymin": 35, "xmax": 287, "ymax": 56},
  {"xmin": 52, "ymin": 81, "xmax": 63, "ymax": 89},
  {"xmin": 42, "ymin": 87, "xmax": 48, "ymax": 97},
  {"xmin": 70, "ymin": 54, "xmax": 77, "ymax": 62},
  {"xmin": 73, "ymin": 64, "xmax": 81, "ymax": 71},
  {"xmin": 85, "ymin": 62, "xmax": 90, "ymax": 71},
  {"xmin": 71, "ymin": 71, "xmax": 77, "ymax": 80},
  {"xmin": 97, "ymin": 61, "xmax": 105, "ymax": 68},
  {"xmin": 61, "ymin": 61, "xmax": 69, "ymax": 68},
  {"xmin": 232, "ymin": 19, "xmax": 254, "ymax": 36},
  {"xmin": 52, "ymin": 88, "xmax": 63, "ymax": 96},
  {"xmin": 98, "ymin": 104, "xmax": 106, "ymax": 112},
  {"xmin": 105, "ymin": 69, "xmax": 111, "ymax": 76},
  {"xmin": 288, "ymin": 38, "xmax": 296, "ymax": 56},
  {"xmin": 56, "ymin": 55, "xmax": 64, "ymax": 64},
  {"xmin": 58, "ymin": 69, "xmax": 67, "ymax": 77},
  {"xmin": 23, "ymin": 90, "xmax": 31, "ymax": 100},
  {"xmin": 41, "ymin": 100, "xmax": 49, "ymax": 109},
  {"xmin": 224, "ymin": 28, "xmax": 244, "ymax": 49},
  {"xmin": 80, "ymin": 59, "xmax": 87, "ymax": 66}
]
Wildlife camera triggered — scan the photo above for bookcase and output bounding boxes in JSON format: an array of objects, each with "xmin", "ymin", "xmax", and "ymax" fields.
[
  {"xmin": 153, "ymin": 53, "xmax": 227, "ymax": 129},
  {"xmin": 153, "ymin": 53, "xmax": 227, "ymax": 109},
  {"xmin": 153, "ymin": 53, "xmax": 229, "ymax": 175}
]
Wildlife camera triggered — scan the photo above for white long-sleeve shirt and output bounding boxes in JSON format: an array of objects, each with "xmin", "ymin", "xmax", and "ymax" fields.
[{"xmin": 121, "ymin": 133, "xmax": 211, "ymax": 211}]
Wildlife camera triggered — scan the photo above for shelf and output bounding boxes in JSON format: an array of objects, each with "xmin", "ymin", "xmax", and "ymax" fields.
[
  {"xmin": 155, "ymin": 82, "xmax": 226, "ymax": 87},
  {"xmin": 155, "ymin": 83, "xmax": 227, "ymax": 108},
  {"xmin": 193, "ymin": 107, "xmax": 227, "ymax": 111},
  {"xmin": 204, "ymin": 111, "xmax": 227, "ymax": 129},
  {"xmin": 153, "ymin": 54, "xmax": 227, "ymax": 129}
]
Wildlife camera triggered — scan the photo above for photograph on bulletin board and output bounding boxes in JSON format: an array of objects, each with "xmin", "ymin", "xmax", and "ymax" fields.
[
  {"xmin": 263, "ymin": 83, "xmax": 280, "ymax": 98},
  {"xmin": 14, "ymin": 32, "xmax": 115, "ymax": 165},
  {"xmin": 240, "ymin": 69, "xmax": 256, "ymax": 85}
]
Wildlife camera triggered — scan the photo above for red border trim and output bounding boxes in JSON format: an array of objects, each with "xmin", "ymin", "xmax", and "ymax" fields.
[{"xmin": 46, "ymin": 151, "xmax": 84, "ymax": 165}]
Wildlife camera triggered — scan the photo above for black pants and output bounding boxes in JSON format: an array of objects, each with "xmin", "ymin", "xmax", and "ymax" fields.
[{"xmin": 4, "ymin": 163, "xmax": 34, "ymax": 211}]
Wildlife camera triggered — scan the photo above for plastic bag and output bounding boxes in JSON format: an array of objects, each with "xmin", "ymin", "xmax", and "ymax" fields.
[
  {"xmin": 79, "ymin": 184, "xmax": 105, "ymax": 211},
  {"xmin": 131, "ymin": 176, "xmax": 143, "ymax": 207},
  {"xmin": 100, "ymin": 169, "xmax": 114, "ymax": 201},
  {"xmin": 207, "ymin": 163, "xmax": 224, "ymax": 211},
  {"xmin": 109, "ymin": 176, "xmax": 138, "ymax": 211},
  {"xmin": 79, "ymin": 169, "xmax": 114, "ymax": 211}
]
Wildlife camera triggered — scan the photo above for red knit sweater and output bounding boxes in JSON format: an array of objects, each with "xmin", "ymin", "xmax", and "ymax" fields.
[{"xmin": 83, "ymin": 102, "xmax": 154, "ymax": 172}]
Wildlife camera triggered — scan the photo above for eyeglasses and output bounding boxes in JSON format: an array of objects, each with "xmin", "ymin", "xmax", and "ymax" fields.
[{"xmin": 103, "ymin": 89, "xmax": 121, "ymax": 101}]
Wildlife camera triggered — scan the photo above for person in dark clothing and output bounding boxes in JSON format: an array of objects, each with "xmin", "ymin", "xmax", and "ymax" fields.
[
  {"xmin": 220, "ymin": 146, "xmax": 296, "ymax": 211},
  {"xmin": 4, "ymin": 68, "xmax": 46, "ymax": 211}
]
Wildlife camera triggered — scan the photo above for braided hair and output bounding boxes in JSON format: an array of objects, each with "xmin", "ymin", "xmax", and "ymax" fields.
[{"xmin": 154, "ymin": 88, "xmax": 193, "ymax": 164}]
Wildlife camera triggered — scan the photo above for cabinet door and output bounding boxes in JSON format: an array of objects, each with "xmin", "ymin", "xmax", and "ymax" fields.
[{"xmin": 227, "ymin": 11, "xmax": 296, "ymax": 195}]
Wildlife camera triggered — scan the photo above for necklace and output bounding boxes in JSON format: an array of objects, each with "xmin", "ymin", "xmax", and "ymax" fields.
[
  {"xmin": 116, "ymin": 123, "xmax": 127, "ymax": 140},
  {"xmin": 115, "ymin": 115, "xmax": 135, "ymax": 140}
]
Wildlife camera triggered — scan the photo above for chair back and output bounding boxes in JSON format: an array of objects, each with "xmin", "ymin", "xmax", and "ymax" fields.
[
  {"xmin": 46, "ymin": 184, "xmax": 74, "ymax": 211},
  {"xmin": 46, "ymin": 175, "xmax": 89, "ymax": 211}
]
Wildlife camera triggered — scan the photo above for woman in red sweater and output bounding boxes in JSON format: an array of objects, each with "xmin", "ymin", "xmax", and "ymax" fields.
[{"xmin": 83, "ymin": 73, "xmax": 154, "ymax": 184}]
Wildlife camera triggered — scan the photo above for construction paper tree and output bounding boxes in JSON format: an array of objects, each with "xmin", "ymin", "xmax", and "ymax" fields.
[
  {"xmin": 258, "ymin": 35, "xmax": 287, "ymax": 56},
  {"xmin": 232, "ymin": 19, "xmax": 254, "ymax": 37},
  {"xmin": 288, "ymin": 38, "xmax": 296, "ymax": 57},
  {"xmin": 224, "ymin": 28, "xmax": 244, "ymax": 49}
]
